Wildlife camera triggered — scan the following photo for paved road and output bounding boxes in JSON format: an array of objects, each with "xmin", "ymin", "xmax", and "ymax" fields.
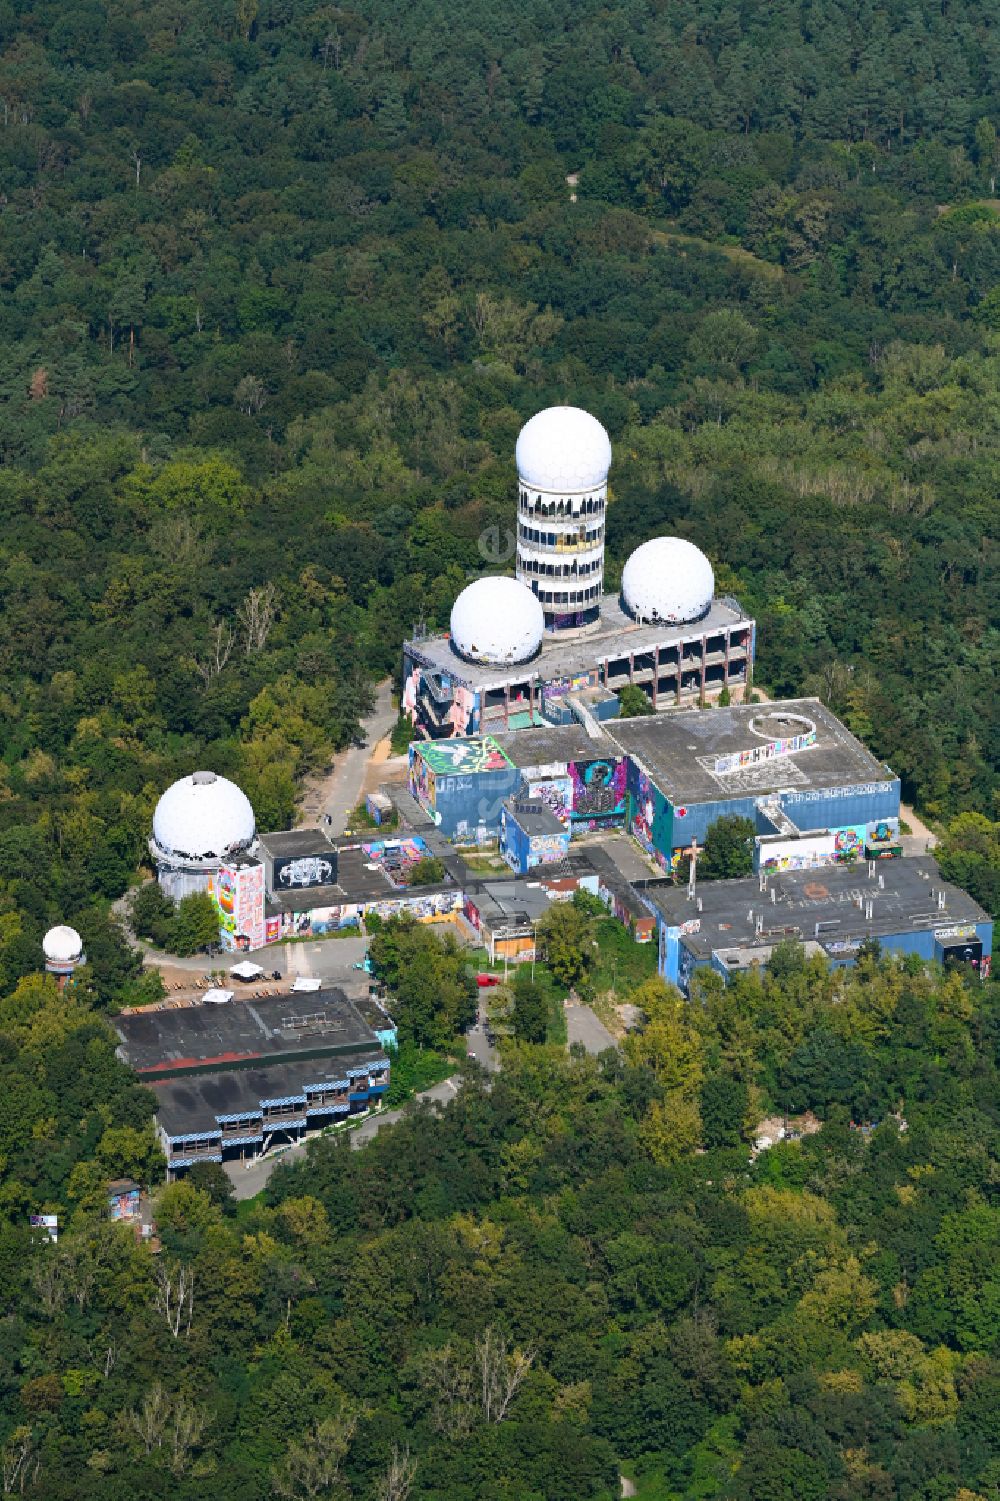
[
  {"xmin": 466, "ymin": 1005, "xmax": 500, "ymax": 1072},
  {"xmin": 224, "ymin": 1074, "xmax": 462, "ymax": 1200},
  {"xmin": 566, "ymin": 1000, "xmax": 617, "ymax": 1055},
  {"xmin": 300, "ymin": 679, "xmax": 397, "ymax": 835}
]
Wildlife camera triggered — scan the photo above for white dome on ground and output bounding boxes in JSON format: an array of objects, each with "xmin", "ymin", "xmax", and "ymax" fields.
[
  {"xmin": 43, "ymin": 925, "xmax": 83, "ymax": 965},
  {"xmin": 450, "ymin": 577, "xmax": 545, "ymax": 665},
  {"xmin": 516, "ymin": 406, "xmax": 612, "ymax": 493},
  {"xmin": 621, "ymin": 537, "xmax": 715, "ymax": 625},
  {"xmin": 151, "ymin": 771, "xmax": 256, "ymax": 865}
]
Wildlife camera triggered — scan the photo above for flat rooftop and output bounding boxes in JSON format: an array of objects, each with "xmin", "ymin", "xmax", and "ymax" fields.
[
  {"xmin": 494, "ymin": 723, "xmax": 612, "ymax": 769},
  {"xmin": 259, "ymin": 828, "xmax": 336, "ymax": 858},
  {"xmin": 642, "ymin": 856, "xmax": 990, "ymax": 961},
  {"xmin": 264, "ymin": 845, "xmax": 453, "ymax": 914},
  {"xmin": 607, "ymin": 698, "xmax": 893, "ymax": 804},
  {"xmin": 116, "ymin": 988, "xmax": 378, "ymax": 1077},
  {"xmin": 406, "ymin": 593, "xmax": 751, "ymax": 690},
  {"xmin": 152, "ymin": 1052, "xmax": 388, "ymax": 1138},
  {"xmin": 505, "ymin": 799, "xmax": 567, "ymax": 837}
]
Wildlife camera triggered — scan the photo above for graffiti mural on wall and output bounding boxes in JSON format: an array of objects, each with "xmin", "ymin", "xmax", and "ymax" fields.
[
  {"xmin": 362, "ymin": 836, "xmax": 430, "ymax": 887},
  {"xmin": 631, "ymin": 769, "xmax": 656, "ymax": 854},
  {"xmin": 759, "ymin": 820, "xmax": 899, "ymax": 873},
  {"xmin": 278, "ymin": 889, "xmax": 462, "ymax": 941},
  {"xmin": 570, "ymin": 757, "xmax": 626, "ymax": 827},
  {"xmin": 448, "ymin": 685, "xmax": 476, "ymax": 737},
  {"xmin": 528, "ymin": 833, "xmax": 570, "ymax": 866},
  {"xmin": 213, "ymin": 861, "xmax": 265, "ymax": 952},
  {"xmin": 542, "ymin": 671, "xmax": 594, "ymax": 701},
  {"xmin": 526, "ymin": 775, "xmax": 573, "ymax": 825}
]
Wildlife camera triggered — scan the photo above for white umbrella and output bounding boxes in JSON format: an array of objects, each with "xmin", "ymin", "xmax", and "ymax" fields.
[{"xmin": 230, "ymin": 960, "xmax": 264, "ymax": 981}]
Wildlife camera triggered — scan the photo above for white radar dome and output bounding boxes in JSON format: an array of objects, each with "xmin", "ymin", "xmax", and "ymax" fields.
[
  {"xmin": 516, "ymin": 406, "xmax": 612, "ymax": 493},
  {"xmin": 43, "ymin": 925, "xmax": 83, "ymax": 965},
  {"xmin": 450, "ymin": 576, "xmax": 545, "ymax": 665},
  {"xmin": 152, "ymin": 771, "xmax": 256, "ymax": 865},
  {"xmin": 621, "ymin": 537, "xmax": 715, "ymax": 625}
]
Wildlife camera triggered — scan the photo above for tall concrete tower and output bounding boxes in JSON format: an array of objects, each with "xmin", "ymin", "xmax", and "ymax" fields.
[{"xmin": 515, "ymin": 406, "xmax": 612, "ymax": 638}]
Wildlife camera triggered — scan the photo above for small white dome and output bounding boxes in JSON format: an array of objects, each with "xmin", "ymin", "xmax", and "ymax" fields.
[
  {"xmin": 450, "ymin": 577, "xmax": 544, "ymax": 665},
  {"xmin": 151, "ymin": 771, "xmax": 256, "ymax": 865},
  {"xmin": 621, "ymin": 537, "xmax": 715, "ymax": 625},
  {"xmin": 516, "ymin": 406, "xmax": 612, "ymax": 494},
  {"xmin": 43, "ymin": 925, "xmax": 83, "ymax": 964}
]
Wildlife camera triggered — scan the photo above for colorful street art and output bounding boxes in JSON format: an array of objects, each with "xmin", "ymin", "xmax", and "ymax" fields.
[
  {"xmin": 362, "ymin": 836, "xmax": 430, "ymax": 887},
  {"xmin": 631, "ymin": 768, "xmax": 656, "ymax": 855},
  {"xmin": 543, "ymin": 671, "xmax": 595, "ymax": 701},
  {"xmin": 526, "ymin": 774, "xmax": 573, "ymax": 825},
  {"xmin": 569, "ymin": 756, "xmax": 626, "ymax": 827},
  {"xmin": 627, "ymin": 762, "xmax": 672, "ymax": 871},
  {"xmin": 416, "ymin": 737, "xmax": 512, "ymax": 776},
  {"xmin": 833, "ymin": 826, "xmax": 864, "ymax": 859},
  {"xmin": 277, "ymin": 888, "xmax": 462, "ymax": 941},
  {"xmin": 712, "ymin": 726, "xmax": 817, "ymax": 775},
  {"xmin": 213, "ymin": 861, "xmax": 265, "ymax": 951},
  {"xmin": 758, "ymin": 819, "xmax": 899, "ymax": 874}
]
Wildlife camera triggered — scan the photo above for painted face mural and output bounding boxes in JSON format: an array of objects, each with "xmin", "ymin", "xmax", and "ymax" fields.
[{"xmin": 569, "ymin": 758, "xmax": 627, "ymax": 825}]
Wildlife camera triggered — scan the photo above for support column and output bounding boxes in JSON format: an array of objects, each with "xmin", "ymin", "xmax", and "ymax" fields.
[
  {"xmin": 652, "ymin": 646, "xmax": 659, "ymax": 710},
  {"xmin": 724, "ymin": 630, "xmax": 731, "ymax": 687},
  {"xmin": 504, "ymin": 684, "xmax": 510, "ymax": 731},
  {"xmin": 700, "ymin": 636, "xmax": 707, "ymax": 706},
  {"xmin": 629, "ymin": 652, "xmax": 635, "ymax": 684}
]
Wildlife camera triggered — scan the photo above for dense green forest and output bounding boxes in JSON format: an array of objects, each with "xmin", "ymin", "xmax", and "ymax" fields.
[
  {"xmin": 4, "ymin": 955, "xmax": 1000, "ymax": 1499},
  {"xmin": 0, "ymin": 0, "xmax": 999, "ymax": 1494},
  {"xmin": 1, "ymin": 0, "xmax": 998, "ymax": 975}
]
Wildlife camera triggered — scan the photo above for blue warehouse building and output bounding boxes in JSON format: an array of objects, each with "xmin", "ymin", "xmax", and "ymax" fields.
[
  {"xmin": 642, "ymin": 856, "xmax": 992, "ymax": 996},
  {"xmin": 114, "ymin": 987, "xmax": 389, "ymax": 1176},
  {"xmin": 500, "ymin": 797, "xmax": 572, "ymax": 875},
  {"xmin": 611, "ymin": 699, "xmax": 900, "ymax": 873}
]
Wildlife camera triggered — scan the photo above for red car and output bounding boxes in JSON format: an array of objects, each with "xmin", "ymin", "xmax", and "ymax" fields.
[{"xmin": 476, "ymin": 973, "xmax": 503, "ymax": 988}]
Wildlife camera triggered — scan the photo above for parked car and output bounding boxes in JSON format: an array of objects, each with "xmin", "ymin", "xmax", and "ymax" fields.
[{"xmin": 476, "ymin": 973, "xmax": 502, "ymax": 988}]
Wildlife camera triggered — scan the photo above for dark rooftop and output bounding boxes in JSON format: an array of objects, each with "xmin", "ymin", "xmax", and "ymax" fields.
[
  {"xmin": 353, "ymin": 996, "xmax": 396, "ymax": 1032},
  {"xmin": 494, "ymin": 723, "xmax": 612, "ymax": 769},
  {"xmin": 641, "ymin": 856, "xmax": 990, "ymax": 961},
  {"xmin": 152, "ymin": 1052, "xmax": 388, "ymax": 1138},
  {"xmin": 264, "ymin": 844, "xmax": 453, "ymax": 915},
  {"xmin": 607, "ymin": 698, "xmax": 893, "ymax": 804},
  {"xmin": 504, "ymin": 798, "xmax": 567, "ymax": 837},
  {"xmin": 116, "ymin": 988, "xmax": 378, "ymax": 1077},
  {"xmin": 259, "ymin": 828, "xmax": 336, "ymax": 858}
]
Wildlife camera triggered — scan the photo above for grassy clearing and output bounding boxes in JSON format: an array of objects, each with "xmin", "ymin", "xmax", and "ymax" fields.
[
  {"xmin": 585, "ymin": 915, "xmax": 659, "ymax": 1000},
  {"xmin": 651, "ymin": 225, "xmax": 784, "ymax": 279}
]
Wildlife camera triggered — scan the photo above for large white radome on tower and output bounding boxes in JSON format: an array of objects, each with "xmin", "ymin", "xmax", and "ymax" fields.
[
  {"xmin": 515, "ymin": 406, "xmax": 612, "ymax": 493},
  {"xmin": 151, "ymin": 771, "xmax": 256, "ymax": 865},
  {"xmin": 43, "ymin": 925, "xmax": 83, "ymax": 966},
  {"xmin": 450, "ymin": 577, "xmax": 545, "ymax": 665},
  {"xmin": 621, "ymin": 537, "xmax": 715, "ymax": 625}
]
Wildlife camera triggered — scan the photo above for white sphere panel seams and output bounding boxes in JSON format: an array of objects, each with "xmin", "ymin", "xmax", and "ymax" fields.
[
  {"xmin": 621, "ymin": 537, "xmax": 716, "ymax": 625},
  {"xmin": 150, "ymin": 771, "xmax": 257, "ymax": 870},
  {"xmin": 449, "ymin": 576, "xmax": 545, "ymax": 665}
]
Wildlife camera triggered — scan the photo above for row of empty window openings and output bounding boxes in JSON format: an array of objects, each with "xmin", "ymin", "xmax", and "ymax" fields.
[
  {"xmin": 531, "ymin": 583, "xmax": 602, "ymax": 605},
  {"xmin": 519, "ymin": 491, "xmax": 604, "ymax": 518},
  {"xmin": 519, "ymin": 524, "xmax": 603, "ymax": 549},
  {"xmin": 518, "ymin": 555, "xmax": 602, "ymax": 579}
]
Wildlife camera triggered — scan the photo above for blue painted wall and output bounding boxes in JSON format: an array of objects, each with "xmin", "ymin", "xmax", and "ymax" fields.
[
  {"xmin": 780, "ymin": 780, "xmax": 901, "ymax": 831},
  {"xmin": 656, "ymin": 916, "xmax": 994, "ymax": 996},
  {"xmin": 646, "ymin": 779, "xmax": 900, "ymax": 860}
]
